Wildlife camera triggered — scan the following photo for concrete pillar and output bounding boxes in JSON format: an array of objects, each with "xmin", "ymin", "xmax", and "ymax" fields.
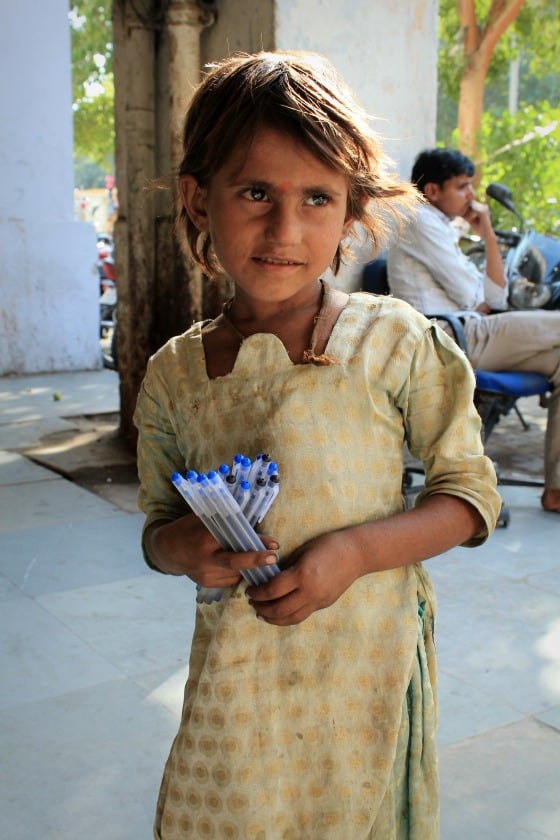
[
  {"xmin": 202, "ymin": 0, "xmax": 437, "ymax": 179},
  {"xmin": 0, "ymin": 0, "xmax": 99, "ymax": 374}
]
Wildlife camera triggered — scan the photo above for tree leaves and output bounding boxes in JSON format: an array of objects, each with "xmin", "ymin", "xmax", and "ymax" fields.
[{"xmin": 69, "ymin": 0, "xmax": 114, "ymax": 169}]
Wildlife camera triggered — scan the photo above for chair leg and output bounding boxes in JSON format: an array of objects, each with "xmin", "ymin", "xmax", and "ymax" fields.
[
  {"xmin": 512, "ymin": 403, "xmax": 530, "ymax": 431},
  {"xmin": 496, "ymin": 502, "xmax": 510, "ymax": 528}
]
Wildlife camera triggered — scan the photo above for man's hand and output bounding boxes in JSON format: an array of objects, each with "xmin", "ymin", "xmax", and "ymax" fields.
[
  {"xmin": 462, "ymin": 199, "xmax": 506, "ymax": 289},
  {"xmin": 462, "ymin": 199, "xmax": 493, "ymax": 239}
]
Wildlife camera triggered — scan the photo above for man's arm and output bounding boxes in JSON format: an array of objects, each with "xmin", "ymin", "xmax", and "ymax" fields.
[{"xmin": 463, "ymin": 200, "xmax": 506, "ymax": 290}]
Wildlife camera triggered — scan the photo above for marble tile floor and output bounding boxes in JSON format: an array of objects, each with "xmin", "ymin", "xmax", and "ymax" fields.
[{"xmin": 1, "ymin": 371, "xmax": 559, "ymax": 839}]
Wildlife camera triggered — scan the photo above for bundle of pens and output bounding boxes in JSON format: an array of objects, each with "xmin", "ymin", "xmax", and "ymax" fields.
[{"xmin": 171, "ymin": 453, "xmax": 281, "ymax": 603}]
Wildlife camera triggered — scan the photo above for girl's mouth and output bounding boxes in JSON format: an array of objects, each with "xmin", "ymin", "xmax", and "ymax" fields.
[{"xmin": 255, "ymin": 256, "xmax": 302, "ymax": 266}]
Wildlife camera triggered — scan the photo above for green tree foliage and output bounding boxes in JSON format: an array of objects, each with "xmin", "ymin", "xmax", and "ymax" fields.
[
  {"xmin": 480, "ymin": 105, "xmax": 560, "ymax": 234},
  {"xmin": 69, "ymin": 1, "xmax": 114, "ymax": 172},
  {"xmin": 437, "ymin": 0, "xmax": 560, "ymax": 232}
]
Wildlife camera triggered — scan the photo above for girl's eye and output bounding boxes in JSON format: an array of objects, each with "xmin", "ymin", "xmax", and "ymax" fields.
[
  {"xmin": 305, "ymin": 193, "xmax": 329, "ymax": 207},
  {"xmin": 243, "ymin": 186, "xmax": 268, "ymax": 202}
]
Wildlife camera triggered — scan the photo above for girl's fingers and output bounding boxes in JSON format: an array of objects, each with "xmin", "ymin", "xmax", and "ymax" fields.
[
  {"xmin": 229, "ymin": 549, "xmax": 280, "ymax": 572},
  {"xmin": 249, "ymin": 590, "xmax": 311, "ymax": 626}
]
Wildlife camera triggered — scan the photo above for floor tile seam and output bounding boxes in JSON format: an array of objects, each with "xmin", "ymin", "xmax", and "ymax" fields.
[
  {"xmin": 437, "ymin": 666, "xmax": 537, "ymax": 718},
  {"xmin": 0, "ymin": 635, "xmax": 127, "ymax": 704},
  {"xmin": 522, "ymin": 576, "xmax": 560, "ymax": 597},
  {"xmin": 0, "ymin": 674, "xmax": 142, "ymax": 717},
  {"xmin": 0, "ymin": 417, "xmax": 80, "ymax": 432},
  {"xmin": 34, "ymin": 570, "xmax": 159, "ymax": 606},
  {"xmin": 438, "ymin": 711, "xmax": 546, "ymax": 750},
  {"xmin": 533, "ymin": 715, "xmax": 560, "ymax": 737},
  {"xmin": 0, "ymin": 508, "xmax": 127, "ymax": 537},
  {"xmin": 0, "ymin": 569, "xmax": 151, "ymax": 603},
  {"xmin": 6, "ymin": 590, "xmax": 136, "ymax": 680},
  {"xmin": 0, "ymin": 476, "xmax": 64, "ymax": 489}
]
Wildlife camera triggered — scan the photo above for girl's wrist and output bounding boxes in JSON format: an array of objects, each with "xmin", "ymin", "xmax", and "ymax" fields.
[{"xmin": 143, "ymin": 518, "xmax": 187, "ymax": 575}]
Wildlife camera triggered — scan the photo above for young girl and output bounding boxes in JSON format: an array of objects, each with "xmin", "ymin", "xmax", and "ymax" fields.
[{"xmin": 134, "ymin": 51, "xmax": 501, "ymax": 840}]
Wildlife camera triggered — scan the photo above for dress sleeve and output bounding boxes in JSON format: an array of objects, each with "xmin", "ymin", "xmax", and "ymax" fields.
[
  {"xmin": 133, "ymin": 356, "xmax": 192, "ymax": 536},
  {"xmin": 399, "ymin": 322, "xmax": 502, "ymax": 544}
]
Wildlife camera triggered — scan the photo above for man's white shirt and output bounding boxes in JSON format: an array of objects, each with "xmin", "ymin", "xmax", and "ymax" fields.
[{"xmin": 387, "ymin": 203, "xmax": 508, "ymax": 314}]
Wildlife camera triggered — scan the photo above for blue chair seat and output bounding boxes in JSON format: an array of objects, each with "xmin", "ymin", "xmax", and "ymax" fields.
[{"xmin": 475, "ymin": 370, "xmax": 550, "ymax": 397}]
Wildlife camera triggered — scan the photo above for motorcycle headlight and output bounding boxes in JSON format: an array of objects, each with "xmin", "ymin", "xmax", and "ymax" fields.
[{"xmin": 509, "ymin": 277, "xmax": 552, "ymax": 309}]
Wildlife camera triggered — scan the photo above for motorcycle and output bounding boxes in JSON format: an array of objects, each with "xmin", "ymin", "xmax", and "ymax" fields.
[
  {"xmin": 464, "ymin": 183, "xmax": 560, "ymax": 310},
  {"xmin": 97, "ymin": 233, "xmax": 117, "ymax": 336}
]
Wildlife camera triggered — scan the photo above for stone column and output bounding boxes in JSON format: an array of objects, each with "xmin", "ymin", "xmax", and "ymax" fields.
[
  {"xmin": 0, "ymin": 0, "xmax": 99, "ymax": 374},
  {"xmin": 112, "ymin": 0, "xmax": 215, "ymax": 441}
]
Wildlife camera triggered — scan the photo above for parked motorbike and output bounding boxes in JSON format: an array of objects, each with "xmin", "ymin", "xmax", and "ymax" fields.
[
  {"xmin": 464, "ymin": 183, "xmax": 560, "ymax": 310},
  {"xmin": 99, "ymin": 278, "xmax": 117, "ymax": 334},
  {"xmin": 102, "ymin": 307, "xmax": 118, "ymax": 371},
  {"xmin": 97, "ymin": 233, "xmax": 117, "ymax": 336}
]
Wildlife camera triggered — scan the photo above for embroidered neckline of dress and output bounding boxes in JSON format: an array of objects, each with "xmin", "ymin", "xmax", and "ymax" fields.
[{"xmin": 220, "ymin": 280, "xmax": 339, "ymax": 366}]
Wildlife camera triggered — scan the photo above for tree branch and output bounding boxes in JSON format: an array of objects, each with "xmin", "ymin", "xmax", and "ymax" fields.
[
  {"xmin": 480, "ymin": 0, "xmax": 526, "ymax": 64},
  {"xmin": 456, "ymin": 0, "xmax": 479, "ymax": 55}
]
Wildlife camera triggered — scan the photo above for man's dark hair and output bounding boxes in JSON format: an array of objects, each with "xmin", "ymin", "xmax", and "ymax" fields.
[{"xmin": 411, "ymin": 148, "xmax": 475, "ymax": 194}]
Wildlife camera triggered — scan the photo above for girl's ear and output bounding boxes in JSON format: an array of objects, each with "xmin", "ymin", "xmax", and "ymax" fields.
[{"xmin": 179, "ymin": 175, "xmax": 209, "ymax": 232}]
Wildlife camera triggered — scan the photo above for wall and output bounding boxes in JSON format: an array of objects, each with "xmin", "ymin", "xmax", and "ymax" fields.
[
  {"xmin": 202, "ymin": 0, "xmax": 437, "ymax": 179},
  {"xmin": 0, "ymin": 0, "xmax": 438, "ymax": 374},
  {"xmin": 202, "ymin": 0, "xmax": 438, "ymax": 290},
  {"xmin": 0, "ymin": 0, "xmax": 100, "ymax": 374}
]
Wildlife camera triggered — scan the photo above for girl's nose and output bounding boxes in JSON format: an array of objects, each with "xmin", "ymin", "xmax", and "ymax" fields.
[{"xmin": 265, "ymin": 202, "xmax": 301, "ymax": 244}]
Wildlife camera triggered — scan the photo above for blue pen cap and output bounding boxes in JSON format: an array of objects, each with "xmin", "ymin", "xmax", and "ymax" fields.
[
  {"xmin": 186, "ymin": 469, "xmax": 198, "ymax": 482},
  {"xmin": 218, "ymin": 463, "xmax": 230, "ymax": 477}
]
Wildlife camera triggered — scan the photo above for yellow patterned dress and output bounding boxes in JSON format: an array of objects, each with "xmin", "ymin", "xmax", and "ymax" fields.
[{"xmin": 134, "ymin": 290, "xmax": 501, "ymax": 840}]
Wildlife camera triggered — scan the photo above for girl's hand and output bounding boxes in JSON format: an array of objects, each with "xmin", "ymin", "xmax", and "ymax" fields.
[
  {"xmin": 244, "ymin": 529, "xmax": 363, "ymax": 626},
  {"xmin": 145, "ymin": 516, "xmax": 280, "ymax": 589},
  {"xmin": 245, "ymin": 494, "xmax": 485, "ymax": 626}
]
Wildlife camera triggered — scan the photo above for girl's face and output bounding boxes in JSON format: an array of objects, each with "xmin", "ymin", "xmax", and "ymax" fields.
[{"xmin": 180, "ymin": 125, "xmax": 354, "ymax": 307}]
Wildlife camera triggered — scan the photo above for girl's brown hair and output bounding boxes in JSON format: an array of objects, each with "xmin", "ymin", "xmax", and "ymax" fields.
[{"xmin": 177, "ymin": 51, "xmax": 418, "ymax": 277}]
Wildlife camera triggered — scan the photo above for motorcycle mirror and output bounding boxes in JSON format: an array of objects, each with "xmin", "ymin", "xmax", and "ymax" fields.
[
  {"xmin": 485, "ymin": 181, "xmax": 524, "ymax": 230},
  {"xmin": 486, "ymin": 182, "xmax": 516, "ymax": 212}
]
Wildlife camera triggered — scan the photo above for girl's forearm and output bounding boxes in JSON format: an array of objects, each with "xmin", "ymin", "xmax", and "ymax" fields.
[
  {"xmin": 142, "ymin": 518, "xmax": 191, "ymax": 575},
  {"xmin": 349, "ymin": 494, "xmax": 485, "ymax": 577}
]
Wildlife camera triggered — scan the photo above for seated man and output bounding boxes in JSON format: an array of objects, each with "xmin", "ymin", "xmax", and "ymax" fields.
[{"xmin": 387, "ymin": 147, "xmax": 560, "ymax": 513}]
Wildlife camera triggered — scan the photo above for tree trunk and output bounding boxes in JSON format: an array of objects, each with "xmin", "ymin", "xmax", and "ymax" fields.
[
  {"xmin": 112, "ymin": 0, "xmax": 216, "ymax": 447},
  {"xmin": 456, "ymin": 0, "xmax": 526, "ymax": 167}
]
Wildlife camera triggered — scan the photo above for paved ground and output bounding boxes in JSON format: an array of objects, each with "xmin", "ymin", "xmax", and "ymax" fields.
[{"xmin": 1, "ymin": 368, "xmax": 559, "ymax": 839}]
